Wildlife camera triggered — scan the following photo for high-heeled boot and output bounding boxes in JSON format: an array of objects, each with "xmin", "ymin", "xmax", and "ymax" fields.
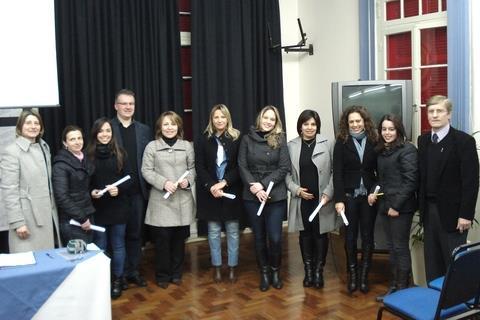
[
  {"xmin": 299, "ymin": 236, "xmax": 314, "ymax": 287},
  {"xmin": 359, "ymin": 245, "xmax": 373, "ymax": 293},
  {"xmin": 259, "ymin": 266, "xmax": 270, "ymax": 291},
  {"xmin": 313, "ymin": 236, "xmax": 329, "ymax": 288},
  {"xmin": 270, "ymin": 253, "xmax": 283, "ymax": 289},
  {"xmin": 345, "ymin": 244, "xmax": 358, "ymax": 293}
]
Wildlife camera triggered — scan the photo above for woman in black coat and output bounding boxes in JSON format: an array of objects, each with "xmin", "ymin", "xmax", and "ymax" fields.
[
  {"xmin": 87, "ymin": 118, "xmax": 132, "ymax": 299},
  {"xmin": 238, "ymin": 105, "xmax": 291, "ymax": 291},
  {"xmin": 53, "ymin": 125, "xmax": 95, "ymax": 244},
  {"xmin": 368, "ymin": 114, "xmax": 417, "ymax": 301},
  {"xmin": 333, "ymin": 105, "xmax": 378, "ymax": 294},
  {"xmin": 195, "ymin": 104, "xmax": 242, "ymax": 283}
]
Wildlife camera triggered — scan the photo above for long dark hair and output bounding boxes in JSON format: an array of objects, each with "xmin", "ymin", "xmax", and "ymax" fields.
[
  {"xmin": 336, "ymin": 105, "xmax": 377, "ymax": 143},
  {"xmin": 86, "ymin": 117, "xmax": 125, "ymax": 172},
  {"xmin": 375, "ymin": 114, "xmax": 406, "ymax": 152}
]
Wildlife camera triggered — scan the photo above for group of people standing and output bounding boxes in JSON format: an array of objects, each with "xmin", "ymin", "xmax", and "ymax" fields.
[{"xmin": 0, "ymin": 91, "xmax": 477, "ymax": 302}]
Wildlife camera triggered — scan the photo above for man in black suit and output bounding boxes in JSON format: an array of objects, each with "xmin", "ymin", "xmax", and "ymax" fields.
[
  {"xmin": 111, "ymin": 89, "xmax": 152, "ymax": 287},
  {"xmin": 418, "ymin": 95, "xmax": 479, "ymax": 282}
]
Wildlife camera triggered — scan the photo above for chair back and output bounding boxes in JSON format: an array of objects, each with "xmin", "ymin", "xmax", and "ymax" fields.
[{"xmin": 435, "ymin": 241, "xmax": 480, "ymax": 317}]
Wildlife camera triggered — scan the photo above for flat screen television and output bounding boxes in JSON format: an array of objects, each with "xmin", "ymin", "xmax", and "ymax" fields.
[{"xmin": 331, "ymin": 80, "xmax": 414, "ymax": 140}]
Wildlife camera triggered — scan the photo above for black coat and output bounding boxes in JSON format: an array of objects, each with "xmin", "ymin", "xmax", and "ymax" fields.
[
  {"xmin": 333, "ymin": 136, "xmax": 377, "ymax": 203},
  {"xmin": 90, "ymin": 147, "xmax": 132, "ymax": 225},
  {"xmin": 376, "ymin": 142, "xmax": 418, "ymax": 214},
  {"xmin": 238, "ymin": 127, "xmax": 291, "ymax": 202},
  {"xmin": 195, "ymin": 133, "xmax": 243, "ymax": 222},
  {"xmin": 110, "ymin": 117, "xmax": 152, "ymax": 200},
  {"xmin": 52, "ymin": 149, "xmax": 95, "ymax": 223},
  {"xmin": 418, "ymin": 127, "xmax": 479, "ymax": 232}
]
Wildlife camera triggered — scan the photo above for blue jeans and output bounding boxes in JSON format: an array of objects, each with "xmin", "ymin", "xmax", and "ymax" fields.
[
  {"xmin": 244, "ymin": 200, "xmax": 286, "ymax": 268},
  {"xmin": 208, "ymin": 220, "xmax": 239, "ymax": 267},
  {"xmin": 95, "ymin": 224, "xmax": 127, "ymax": 278}
]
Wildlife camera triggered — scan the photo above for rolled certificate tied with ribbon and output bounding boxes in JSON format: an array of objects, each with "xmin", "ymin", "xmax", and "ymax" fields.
[
  {"xmin": 164, "ymin": 171, "xmax": 189, "ymax": 199},
  {"xmin": 69, "ymin": 219, "xmax": 106, "ymax": 232},
  {"xmin": 98, "ymin": 175, "xmax": 131, "ymax": 196},
  {"xmin": 308, "ymin": 198, "xmax": 325, "ymax": 222},
  {"xmin": 340, "ymin": 210, "xmax": 349, "ymax": 226},
  {"xmin": 256, "ymin": 181, "xmax": 274, "ymax": 216},
  {"xmin": 222, "ymin": 192, "xmax": 236, "ymax": 199},
  {"xmin": 369, "ymin": 185, "xmax": 381, "ymax": 206}
]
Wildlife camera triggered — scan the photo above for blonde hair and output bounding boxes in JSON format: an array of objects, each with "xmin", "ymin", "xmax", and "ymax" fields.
[
  {"xmin": 426, "ymin": 95, "xmax": 452, "ymax": 113},
  {"xmin": 255, "ymin": 105, "xmax": 284, "ymax": 149},
  {"xmin": 155, "ymin": 111, "xmax": 184, "ymax": 139},
  {"xmin": 204, "ymin": 104, "xmax": 240, "ymax": 140},
  {"xmin": 16, "ymin": 110, "xmax": 44, "ymax": 142}
]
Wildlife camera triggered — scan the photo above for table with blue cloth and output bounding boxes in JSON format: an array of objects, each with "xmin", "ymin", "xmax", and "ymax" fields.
[{"xmin": 0, "ymin": 248, "xmax": 110, "ymax": 320}]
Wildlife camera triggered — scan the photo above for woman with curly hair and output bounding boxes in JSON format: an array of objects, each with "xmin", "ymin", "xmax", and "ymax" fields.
[{"xmin": 333, "ymin": 105, "xmax": 378, "ymax": 294}]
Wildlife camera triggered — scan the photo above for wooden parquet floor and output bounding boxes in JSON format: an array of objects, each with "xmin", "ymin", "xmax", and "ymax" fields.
[{"xmin": 112, "ymin": 231, "xmax": 398, "ymax": 319}]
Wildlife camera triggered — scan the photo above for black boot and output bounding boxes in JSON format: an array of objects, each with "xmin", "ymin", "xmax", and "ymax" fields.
[
  {"xmin": 396, "ymin": 269, "xmax": 410, "ymax": 290},
  {"xmin": 376, "ymin": 266, "xmax": 397, "ymax": 302},
  {"xmin": 313, "ymin": 236, "xmax": 329, "ymax": 288},
  {"xmin": 213, "ymin": 266, "xmax": 222, "ymax": 283},
  {"xmin": 299, "ymin": 236, "xmax": 314, "ymax": 287},
  {"xmin": 111, "ymin": 276, "xmax": 123, "ymax": 299},
  {"xmin": 260, "ymin": 266, "xmax": 270, "ymax": 291},
  {"xmin": 270, "ymin": 254, "xmax": 283, "ymax": 289},
  {"xmin": 345, "ymin": 244, "xmax": 358, "ymax": 293},
  {"xmin": 359, "ymin": 245, "xmax": 373, "ymax": 293}
]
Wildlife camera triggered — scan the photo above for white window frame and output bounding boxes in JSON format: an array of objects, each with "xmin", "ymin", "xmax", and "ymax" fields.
[{"xmin": 376, "ymin": 0, "xmax": 447, "ymax": 138}]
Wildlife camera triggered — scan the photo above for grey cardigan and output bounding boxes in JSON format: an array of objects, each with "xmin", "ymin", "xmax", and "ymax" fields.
[
  {"xmin": 238, "ymin": 127, "xmax": 290, "ymax": 202},
  {"xmin": 286, "ymin": 134, "xmax": 340, "ymax": 234}
]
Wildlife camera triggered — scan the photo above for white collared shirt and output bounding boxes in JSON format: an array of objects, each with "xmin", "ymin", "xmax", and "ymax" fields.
[{"xmin": 431, "ymin": 124, "xmax": 450, "ymax": 143}]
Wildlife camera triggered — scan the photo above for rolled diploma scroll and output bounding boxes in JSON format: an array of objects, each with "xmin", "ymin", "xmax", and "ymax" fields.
[
  {"xmin": 256, "ymin": 181, "xmax": 274, "ymax": 216},
  {"xmin": 98, "ymin": 175, "xmax": 131, "ymax": 196},
  {"xmin": 163, "ymin": 171, "xmax": 189, "ymax": 199},
  {"xmin": 340, "ymin": 210, "xmax": 349, "ymax": 226},
  {"xmin": 308, "ymin": 199, "xmax": 325, "ymax": 222},
  {"xmin": 222, "ymin": 192, "xmax": 236, "ymax": 199},
  {"xmin": 69, "ymin": 219, "xmax": 106, "ymax": 232},
  {"xmin": 373, "ymin": 185, "xmax": 381, "ymax": 196},
  {"xmin": 369, "ymin": 185, "xmax": 381, "ymax": 206}
]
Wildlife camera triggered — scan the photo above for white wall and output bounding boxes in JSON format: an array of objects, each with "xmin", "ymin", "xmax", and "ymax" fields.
[{"xmin": 280, "ymin": 0, "xmax": 360, "ymax": 141}]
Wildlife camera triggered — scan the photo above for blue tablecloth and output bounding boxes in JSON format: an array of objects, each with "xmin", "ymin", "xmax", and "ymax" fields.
[{"xmin": 0, "ymin": 248, "xmax": 100, "ymax": 320}]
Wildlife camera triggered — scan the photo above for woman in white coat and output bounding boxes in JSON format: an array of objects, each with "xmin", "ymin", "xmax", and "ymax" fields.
[
  {"xmin": 0, "ymin": 110, "xmax": 60, "ymax": 253},
  {"xmin": 286, "ymin": 110, "xmax": 338, "ymax": 288},
  {"xmin": 142, "ymin": 111, "xmax": 196, "ymax": 289}
]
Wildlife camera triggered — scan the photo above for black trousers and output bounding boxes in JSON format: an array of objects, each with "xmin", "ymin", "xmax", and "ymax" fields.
[
  {"xmin": 344, "ymin": 195, "xmax": 377, "ymax": 254},
  {"xmin": 150, "ymin": 225, "xmax": 189, "ymax": 282},
  {"xmin": 125, "ymin": 193, "xmax": 146, "ymax": 277},
  {"xmin": 0, "ymin": 230, "xmax": 9, "ymax": 253},
  {"xmin": 379, "ymin": 212, "xmax": 413, "ymax": 272},
  {"xmin": 424, "ymin": 201, "xmax": 467, "ymax": 282}
]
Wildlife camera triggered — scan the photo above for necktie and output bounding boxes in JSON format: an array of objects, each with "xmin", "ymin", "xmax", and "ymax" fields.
[{"xmin": 432, "ymin": 133, "xmax": 438, "ymax": 144}]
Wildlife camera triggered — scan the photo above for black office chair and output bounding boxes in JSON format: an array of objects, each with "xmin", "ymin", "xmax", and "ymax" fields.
[{"xmin": 377, "ymin": 241, "xmax": 480, "ymax": 320}]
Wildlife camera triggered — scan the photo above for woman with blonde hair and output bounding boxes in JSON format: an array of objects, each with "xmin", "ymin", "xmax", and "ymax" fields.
[
  {"xmin": 195, "ymin": 104, "xmax": 243, "ymax": 283},
  {"xmin": 142, "ymin": 111, "xmax": 196, "ymax": 289},
  {"xmin": 1, "ymin": 110, "xmax": 60, "ymax": 252},
  {"xmin": 238, "ymin": 105, "xmax": 291, "ymax": 291}
]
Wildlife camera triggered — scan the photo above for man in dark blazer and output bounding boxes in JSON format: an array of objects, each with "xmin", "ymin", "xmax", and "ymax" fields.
[
  {"xmin": 111, "ymin": 89, "xmax": 152, "ymax": 287},
  {"xmin": 418, "ymin": 95, "xmax": 479, "ymax": 282}
]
